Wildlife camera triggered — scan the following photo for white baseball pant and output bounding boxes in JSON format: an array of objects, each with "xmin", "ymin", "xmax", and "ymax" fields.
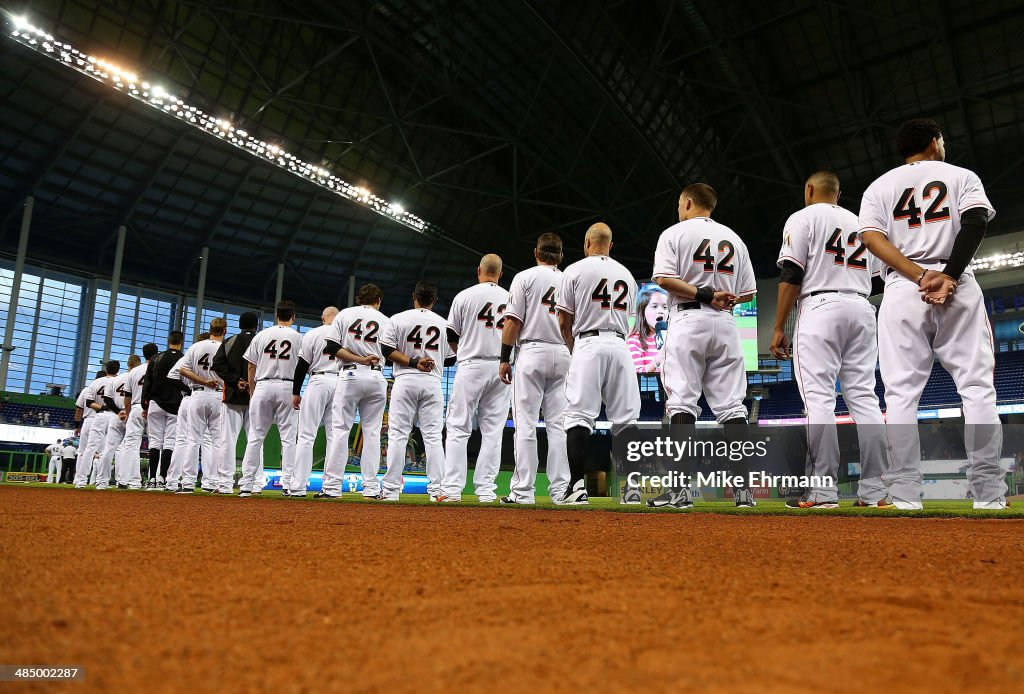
[
  {"xmin": 46, "ymin": 455, "xmax": 62, "ymax": 483},
  {"xmin": 381, "ymin": 376, "xmax": 445, "ymax": 498},
  {"xmin": 220, "ymin": 402, "xmax": 251, "ymax": 493},
  {"xmin": 792, "ymin": 292, "xmax": 888, "ymax": 504},
  {"xmin": 115, "ymin": 404, "xmax": 146, "ymax": 489},
  {"xmin": 564, "ymin": 334, "xmax": 640, "ymax": 435},
  {"xmin": 441, "ymin": 359, "xmax": 511, "ymax": 501},
  {"xmin": 84, "ymin": 412, "xmax": 114, "ymax": 487},
  {"xmin": 324, "ymin": 366, "xmax": 387, "ymax": 497},
  {"xmin": 146, "ymin": 401, "xmax": 177, "ymax": 452},
  {"xmin": 878, "ymin": 272, "xmax": 1004, "ymax": 506},
  {"xmin": 73, "ymin": 417, "xmax": 95, "ymax": 487},
  {"xmin": 185, "ymin": 391, "xmax": 224, "ymax": 491},
  {"xmin": 663, "ymin": 307, "xmax": 747, "ymax": 422},
  {"xmin": 508, "ymin": 341, "xmax": 571, "ymax": 503},
  {"xmin": 165, "ymin": 396, "xmax": 194, "ymax": 491},
  {"xmin": 292, "ymin": 373, "xmax": 337, "ymax": 494},
  {"xmin": 96, "ymin": 414, "xmax": 126, "ymax": 490},
  {"xmin": 239, "ymin": 380, "xmax": 297, "ymax": 493}
]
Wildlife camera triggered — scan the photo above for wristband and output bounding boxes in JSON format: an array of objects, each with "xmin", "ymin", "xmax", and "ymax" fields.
[
  {"xmin": 916, "ymin": 270, "xmax": 927, "ymax": 286},
  {"xmin": 500, "ymin": 344, "xmax": 513, "ymax": 364},
  {"xmin": 409, "ymin": 357, "xmax": 420, "ymax": 369},
  {"xmin": 695, "ymin": 286, "xmax": 715, "ymax": 305}
]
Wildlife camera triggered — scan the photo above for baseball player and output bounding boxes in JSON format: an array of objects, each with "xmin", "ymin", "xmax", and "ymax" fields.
[
  {"xmin": 290, "ymin": 306, "xmax": 340, "ymax": 496},
  {"xmin": 437, "ymin": 254, "xmax": 511, "ymax": 503},
  {"xmin": 60, "ymin": 439, "xmax": 77, "ymax": 484},
  {"xmin": 320, "ymin": 284, "xmax": 389, "ymax": 498},
  {"xmin": 72, "ymin": 370, "xmax": 105, "ymax": 488},
  {"xmin": 213, "ymin": 312, "xmax": 261, "ymax": 494},
  {"xmin": 163, "ymin": 336, "xmax": 202, "ymax": 492},
  {"xmin": 499, "ymin": 234, "xmax": 571, "ymax": 505},
  {"xmin": 557, "ymin": 223, "xmax": 641, "ymax": 505},
  {"xmin": 650, "ymin": 183, "xmax": 758, "ymax": 509},
  {"xmin": 77, "ymin": 360, "xmax": 119, "ymax": 489},
  {"xmin": 859, "ymin": 118, "xmax": 1005, "ymax": 510},
  {"xmin": 115, "ymin": 343, "xmax": 158, "ymax": 490},
  {"xmin": 238, "ymin": 301, "xmax": 302, "ymax": 497},
  {"xmin": 98, "ymin": 354, "xmax": 139, "ymax": 489},
  {"xmin": 141, "ymin": 332, "xmax": 185, "ymax": 489},
  {"xmin": 45, "ymin": 439, "xmax": 62, "ymax": 483},
  {"xmin": 177, "ymin": 320, "xmax": 227, "ymax": 494},
  {"xmin": 771, "ymin": 170, "xmax": 891, "ymax": 509},
  {"xmin": 378, "ymin": 280, "xmax": 451, "ymax": 501}
]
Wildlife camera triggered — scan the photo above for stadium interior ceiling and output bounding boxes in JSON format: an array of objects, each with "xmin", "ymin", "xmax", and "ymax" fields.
[{"xmin": 2, "ymin": 0, "xmax": 1024, "ymax": 314}]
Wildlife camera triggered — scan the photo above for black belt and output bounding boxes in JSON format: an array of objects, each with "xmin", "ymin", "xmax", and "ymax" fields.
[
  {"xmin": 808, "ymin": 290, "xmax": 867, "ymax": 298},
  {"xmin": 311, "ymin": 370, "xmax": 337, "ymax": 376},
  {"xmin": 342, "ymin": 364, "xmax": 383, "ymax": 372},
  {"xmin": 885, "ymin": 259, "xmax": 948, "ymax": 276},
  {"xmin": 578, "ymin": 330, "xmax": 624, "ymax": 339},
  {"xmin": 259, "ymin": 377, "xmax": 290, "ymax": 382},
  {"xmin": 676, "ymin": 302, "xmax": 701, "ymax": 311}
]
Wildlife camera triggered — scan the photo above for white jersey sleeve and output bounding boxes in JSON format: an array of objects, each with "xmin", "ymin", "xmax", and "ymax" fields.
[
  {"xmin": 75, "ymin": 386, "xmax": 94, "ymax": 418},
  {"xmin": 299, "ymin": 325, "xmax": 339, "ymax": 374},
  {"xmin": 779, "ymin": 204, "xmax": 870, "ymax": 296},
  {"xmin": 505, "ymin": 266, "xmax": 563, "ymax": 344},
  {"xmin": 558, "ymin": 255, "xmax": 637, "ymax": 336},
  {"xmin": 448, "ymin": 283, "xmax": 509, "ymax": 361},
  {"xmin": 126, "ymin": 363, "xmax": 148, "ymax": 406}
]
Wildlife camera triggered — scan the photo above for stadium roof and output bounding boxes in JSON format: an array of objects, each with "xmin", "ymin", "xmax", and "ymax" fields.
[{"xmin": 2, "ymin": 0, "xmax": 1023, "ymax": 312}]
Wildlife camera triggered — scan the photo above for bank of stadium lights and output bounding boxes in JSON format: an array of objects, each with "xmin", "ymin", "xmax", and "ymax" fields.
[
  {"xmin": 6, "ymin": 15, "xmax": 425, "ymax": 234},
  {"xmin": 971, "ymin": 251, "xmax": 1024, "ymax": 273}
]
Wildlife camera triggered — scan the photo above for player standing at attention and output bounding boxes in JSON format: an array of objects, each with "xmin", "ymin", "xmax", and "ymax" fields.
[
  {"xmin": 61, "ymin": 439, "xmax": 77, "ymax": 484},
  {"xmin": 238, "ymin": 301, "xmax": 303, "ymax": 497},
  {"xmin": 651, "ymin": 183, "xmax": 758, "ymax": 509},
  {"xmin": 77, "ymin": 361, "xmax": 119, "ymax": 489},
  {"xmin": 290, "ymin": 306, "xmax": 340, "ymax": 497},
  {"xmin": 117, "ymin": 343, "xmax": 158, "ymax": 490},
  {"xmin": 177, "ymin": 320, "xmax": 227, "ymax": 494},
  {"xmin": 164, "ymin": 333, "xmax": 209, "ymax": 493},
  {"xmin": 100, "ymin": 354, "xmax": 139, "ymax": 489},
  {"xmin": 771, "ymin": 171, "xmax": 891, "ymax": 509},
  {"xmin": 45, "ymin": 439, "xmax": 62, "ymax": 484},
  {"xmin": 557, "ymin": 223, "xmax": 641, "ymax": 505},
  {"xmin": 213, "ymin": 312, "xmax": 260, "ymax": 494},
  {"xmin": 437, "ymin": 254, "xmax": 511, "ymax": 503},
  {"xmin": 72, "ymin": 370, "xmax": 105, "ymax": 487},
  {"xmin": 859, "ymin": 118, "xmax": 1005, "ymax": 510},
  {"xmin": 499, "ymin": 233, "xmax": 571, "ymax": 505},
  {"xmin": 378, "ymin": 281, "xmax": 451, "ymax": 501},
  {"xmin": 142, "ymin": 332, "xmax": 185, "ymax": 489},
  {"xmin": 320, "ymin": 284, "xmax": 389, "ymax": 498}
]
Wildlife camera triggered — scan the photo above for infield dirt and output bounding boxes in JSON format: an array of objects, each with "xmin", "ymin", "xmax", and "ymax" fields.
[{"xmin": 2, "ymin": 486, "xmax": 1022, "ymax": 692}]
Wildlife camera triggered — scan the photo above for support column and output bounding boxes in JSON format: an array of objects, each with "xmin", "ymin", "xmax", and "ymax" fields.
[
  {"xmin": 101, "ymin": 224, "xmax": 127, "ymax": 363},
  {"xmin": 347, "ymin": 274, "xmax": 356, "ymax": 307},
  {"xmin": 23, "ymin": 271, "xmax": 45, "ymax": 392},
  {"xmin": 194, "ymin": 246, "xmax": 209, "ymax": 340},
  {"xmin": 0, "ymin": 196, "xmax": 33, "ymax": 392},
  {"xmin": 275, "ymin": 263, "xmax": 285, "ymax": 306},
  {"xmin": 73, "ymin": 278, "xmax": 97, "ymax": 393}
]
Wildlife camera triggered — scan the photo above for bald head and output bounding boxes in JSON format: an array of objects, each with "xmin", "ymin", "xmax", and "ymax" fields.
[
  {"xmin": 477, "ymin": 253, "xmax": 503, "ymax": 283},
  {"xmin": 584, "ymin": 222, "xmax": 613, "ymax": 256},
  {"xmin": 321, "ymin": 306, "xmax": 339, "ymax": 325},
  {"xmin": 805, "ymin": 170, "xmax": 840, "ymax": 206}
]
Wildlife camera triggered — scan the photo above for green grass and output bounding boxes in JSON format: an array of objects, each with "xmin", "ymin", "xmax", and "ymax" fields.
[{"xmin": 3, "ymin": 481, "xmax": 1023, "ymax": 518}]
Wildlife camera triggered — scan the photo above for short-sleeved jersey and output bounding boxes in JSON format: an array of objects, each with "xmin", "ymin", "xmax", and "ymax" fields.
[
  {"xmin": 75, "ymin": 386, "xmax": 95, "ymax": 419},
  {"xmin": 88, "ymin": 376, "xmax": 116, "ymax": 411},
  {"xmin": 46, "ymin": 443, "xmax": 61, "ymax": 457},
  {"xmin": 505, "ymin": 265, "xmax": 564, "ymax": 344},
  {"xmin": 329, "ymin": 305, "xmax": 390, "ymax": 361},
  {"xmin": 180, "ymin": 339, "xmax": 225, "ymax": 389},
  {"xmin": 557, "ymin": 255, "xmax": 638, "ymax": 337},
  {"xmin": 857, "ymin": 160, "xmax": 995, "ymax": 267},
  {"xmin": 380, "ymin": 308, "xmax": 450, "ymax": 380},
  {"xmin": 447, "ymin": 282, "xmax": 510, "ymax": 361},
  {"xmin": 125, "ymin": 362, "xmax": 149, "ymax": 406},
  {"xmin": 109, "ymin": 372, "xmax": 132, "ymax": 410},
  {"xmin": 62, "ymin": 444, "xmax": 76, "ymax": 458},
  {"xmin": 298, "ymin": 324, "xmax": 340, "ymax": 374},
  {"xmin": 653, "ymin": 217, "xmax": 757, "ymax": 308},
  {"xmin": 243, "ymin": 325, "xmax": 303, "ymax": 381},
  {"xmin": 777, "ymin": 203, "xmax": 872, "ymax": 297}
]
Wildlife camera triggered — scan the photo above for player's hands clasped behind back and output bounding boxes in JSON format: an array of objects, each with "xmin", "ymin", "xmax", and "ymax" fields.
[
  {"xmin": 711, "ymin": 290, "xmax": 739, "ymax": 311},
  {"xmin": 919, "ymin": 270, "xmax": 957, "ymax": 305},
  {"xmin": 356, "ymin": 354, "xmax": 380, "ymax": 367},
  {"xmin": 416, "ymin": 357, "xmax": 435, "ymax": 373},
  {"xmin": 770, "ymin": 329, "xmax": 790, "ymax": 360}
]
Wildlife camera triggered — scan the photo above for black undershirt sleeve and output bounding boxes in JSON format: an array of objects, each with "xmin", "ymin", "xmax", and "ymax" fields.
[
  {"xmin": 443, "ymin": 356, "xmax": 457, "ymax": 367},
  {"xmin": 292, "ymin": 357, "xmax": 311, "ymax": 396},
  {"xmin": 870, "ymin": 276, "xmax": 885, "ymax": 296},
  {"xmin": 380, "ymin": 345, "xmax": 396, "ymax": 359},
  {"xmin": 779, "ymin": 260, "xmax": 805, "ymax": 285},
  {"xmin": 446, "ymin": 328, "xmax": 459, "ymax": 344},
  {"xmin": 942, "ymin": 207, "xmax": 989, "ymax": 280},
  {"xmin": 323, "ymin": 339, "xmax": 341, "ymax": 356}
]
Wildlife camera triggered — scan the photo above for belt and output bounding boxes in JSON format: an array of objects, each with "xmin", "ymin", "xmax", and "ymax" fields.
[
  {"xmin": 191, "ymin": 385, "xmax": 220, "ymax": 392},
  {"xmin": 342, "ymin": 364, "xmax": 383, "ymax": 372},
  {"xmin": 311, "ymin": 370, "xmax": 338, "ymax": 376},
  {"xmin": 578, "ymin": 329, "xmax": 624, "ymax": 339},
  {"xmin": 459, "ymin": 356, "xmax": 500, "ymax": 362},
  {"xmin": 885, "ymin": 259, "xmax": 948, "ymax": 276},
  {"xmin": 675, "ymin": 302, "xmax": 701, "ymax": 311},
  {"xmin": 808, "ymin": 290, "xmax": 867, "ymax": 299},
  {"xmin": 258, "ymin": 377, "xmax": 291, "ymax": 382},
  {"xmin": 520, "ymin": 339, "xmax": 562, "ymax": 346}
]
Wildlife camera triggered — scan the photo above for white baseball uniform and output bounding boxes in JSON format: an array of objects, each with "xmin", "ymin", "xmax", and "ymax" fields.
[
  {"xmin": 96, "ymin": 371, "xmax": 131, "ymax": 488},
  {"xmin": 178, "ymin": 339, "xmax": 225, "ymax": 491},
  {"xmin": 45, "ymin": 443, "xmax": 62, "ymax": 483},
  {"xmin": 559, "ymin": 255, "xmax": 640, "ymax": 434},
  {"xmin": 441, "ymin": 282, "xmax": 512, "ymax": 502},
  {"xmin": 73, "ymin": 385, "xmax": 95, "ymax": 487},
  {"xmin": 79, "ymin": 375, "xmax": 115, "ymax": 487},
  {"xmin": 379, "ymin": 308, "xmax": 451, "ymax": 499},
  {"xmin": 858, "ymin": 159, "xmax": 1003, "ymax": 507},
  {"xmin": 504, "ymin": 264, "xmax": 572, "ymax": 503},
  {"xmin": 164, "ymin": 361, "xmax": 192, "ymax": 491},
  {"xmin": 324, "ymin": 305, "xmax": 390, "ymax": 497},
  {"xmin": 653, "ymin": 216, "xmax": 756, "ymax": 422},
  {"xmin": 239, "ymin": 325, "xmax": 302, "ymax": 494},
  {"xmin": 115, "ymin": 362, "xmax": 149, "ymax": 489},
  {"xmin": 291, "ymin": 324, "xmax": 339, "ymax": 495},
  {"xmin": 778, "ymin": 203, "xmax": 888, "ymax": 504}
]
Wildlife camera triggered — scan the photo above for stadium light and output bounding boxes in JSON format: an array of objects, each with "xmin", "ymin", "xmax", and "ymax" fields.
[
  {"xmin": 5, "ymin": 15, "xmax": 431, "ymax": 235},
  {"xmin": 970, "ymin": 251, "xmax": 1024, "ymax": 273}
]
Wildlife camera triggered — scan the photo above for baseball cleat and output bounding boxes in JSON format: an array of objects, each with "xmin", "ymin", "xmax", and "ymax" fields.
[
  {"xmin": 853, "ymin": 498, "xmax": 896, "ymax": 508},
  {"xmin": 117, "ymin": 484, "xmax": 129, "ymax": 490},
  {"xmin": 891, "ymin": 499, "xmax": 923, "ymax": 510},
  {"xmin": 973, "ymin": 500, "xmax": 1009, "ymax": 510},
  {"xmin": 619, "ymin": 486, "xmax": 642, "ymax": 505},
  {"xmin": 733, "ymin": 488, "xmax": 757, "ymax": 508},
  {"xmin": 237, "ymin": 490, "xmax": 253, "ymax": 498},
  {"xmin": 313, "ymin": 491, "xmax": 340, "ymax": 499},
  {"xmin": 785, "ymin": 498, "xmax": 838, "ymax": 509},
  {"xmin": 646, "ymin": 488, "xmax": 693, "ymax": 509},
  {"xmin": 175, "ymin": 487, "xmax": 194, "ymax": 495},
  {"xmin": 559, "ymin": 480, "xmax": 589, "ymax": 506},
  {"xmin": 477, "ymin": 497, "xmax": 496, "ymax": 503},
  {"xmin": 438, "ymin": 495, "xmax": 461, "ymax": 503}
]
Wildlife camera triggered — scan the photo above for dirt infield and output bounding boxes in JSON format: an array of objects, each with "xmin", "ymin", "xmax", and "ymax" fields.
[{"xmin": 1, "ymin": 487, "xmax": 1022, "ymax": 692}]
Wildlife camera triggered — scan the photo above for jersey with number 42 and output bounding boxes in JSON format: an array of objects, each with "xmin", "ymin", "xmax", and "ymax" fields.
[
  {"xmin": 380, "ymin": 308, "xmax": 450, "ymax": 380},
  {"xmin": 447, "ymin": 282, "xmax": 510, "ymax": 361},
  {"xmin": 653, "ymin": 217, "xmax": 757, "ymax": 308},
  {"xmin": 857, "ymin": 160, "xmax": 995, "ymax": 265},
  {"xmin": 329, "ymin": 305, "xmax": 389, "ymax": 362},
  {"xmin": 124, "ymin": 362, "xmax": 149, "ymax": 406},
  {"xmin": 778, "ymin": 203, "xmax": 875, "ymax": 297},
  {"xmin": 505, "ymin": 265, "xmax": 563, "ymax": 344},
  {"xmin": 244, "ymin": 325, "xmax": 303, "ymax": 381},
  {"xmin": 557, "ymin": 255, "xmax": 638, "ymax": 337},
  {"xmin": 298, "ymin": 324, "xmax": 340, "ymax": 375},
  {"xmin": 179, "ymin": 339, "xmax": 225, "ymax": 388}
]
